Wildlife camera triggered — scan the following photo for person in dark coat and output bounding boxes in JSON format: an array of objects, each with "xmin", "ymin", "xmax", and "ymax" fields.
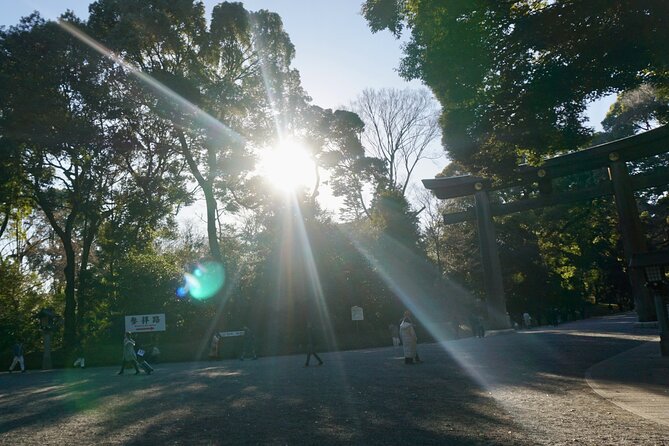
[
  {"xmin": 8, "ymin": 341, "xmax": 25, "ymax": 373},
  {"xmin": 469, "ymin": 312, "xmax": 485, "ymax": 338},
  {"xmin": 304, "ymin": 321, "xmax": 323, "ymax": 367}
]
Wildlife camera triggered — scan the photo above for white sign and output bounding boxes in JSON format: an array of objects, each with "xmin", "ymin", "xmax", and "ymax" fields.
[
  {"xmin": 218, "ymin": 330, "xmax": 245, "ymax": 337},
  {"xmin": 125, "ymin": 313, "xmax": 166, "ymax": 333},
  {"xmin": 351, "ymin": 306, "xmax": 364, "ymax": 321}
]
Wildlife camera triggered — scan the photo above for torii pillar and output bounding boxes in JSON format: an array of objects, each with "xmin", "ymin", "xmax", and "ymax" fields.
[
  {"xmin": 423, "ymin": 176, "xmax": 511, "ymax": 329},
  {"xmin": 474, "ymin": 183, "xmax": 511, "ymax": 329},
  {"xmin": 609, "ymin": 158, "xmax": 655, "ymax": 321}
]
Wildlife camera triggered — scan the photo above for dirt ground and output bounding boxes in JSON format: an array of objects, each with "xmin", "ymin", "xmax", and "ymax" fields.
[{"xmin": 2, "ymin": 314, "xmax": 668, "ymax": 445}]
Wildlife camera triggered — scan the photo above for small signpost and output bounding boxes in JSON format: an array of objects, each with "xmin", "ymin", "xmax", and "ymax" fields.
[
  {"xmin": 209, "ymin": 331, "xmax": 246, "ymax": 358},
  {"xmin": 125, "ymin": 313, "xmax": 166, "ymax": 333}
]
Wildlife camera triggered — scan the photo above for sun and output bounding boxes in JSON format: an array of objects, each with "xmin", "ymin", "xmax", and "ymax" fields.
[{"xmin": 257, "ymin": 139, "xmax": 317, "ymax": 192}]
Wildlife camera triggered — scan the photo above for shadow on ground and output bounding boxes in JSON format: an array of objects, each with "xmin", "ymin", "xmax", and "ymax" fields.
[{"xmin": 0, "ymin": 313, "xmax": 662, "ymax": 445}]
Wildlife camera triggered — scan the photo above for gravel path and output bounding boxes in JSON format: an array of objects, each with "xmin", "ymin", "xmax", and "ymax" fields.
[{"xmin": 1, "ymin": 313, "xmax": 667, "ymax": 445}]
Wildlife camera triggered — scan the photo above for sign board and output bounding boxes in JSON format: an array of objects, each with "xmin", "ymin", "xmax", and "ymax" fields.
[
  {"xmin": 351, "ymin": 306, "xmax": 364, "ymax": 321},
  {"xmin": 217, "ymin": 330, "xmax": 245, "ymax": 338},
  {"xmin": 125, "ymin": 313, "xmax": 166, "ymax": 333}
]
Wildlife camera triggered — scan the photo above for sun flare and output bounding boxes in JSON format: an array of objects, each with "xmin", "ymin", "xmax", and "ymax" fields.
[{"xmin": 258, "ymin": 140, "xmax": 317, "ymax": 192}]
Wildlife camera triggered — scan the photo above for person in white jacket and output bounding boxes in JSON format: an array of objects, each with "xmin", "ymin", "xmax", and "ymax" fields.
[
  {"xmin": 399, "ymin": 311, "xmax": 422, "ymax": 365},
  {"xmin": 117, "ymin": 332, "xmax": 141, "ymax": 375}
]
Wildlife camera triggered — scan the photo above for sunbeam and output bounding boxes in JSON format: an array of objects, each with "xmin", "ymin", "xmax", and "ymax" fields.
[
  {"xmin": 333, "ymin": 224, "xmax": 613, "ymax": 429},
  {"xmin": 56, "ymin": 20, "xmax": 243, "ymax": 146},
  {"xmin": 55, "ymin": 19, "xmax": 254, "ymax": 366},
  {"xmin": 257, "ymin": 139, "xmax": 317, "ymax": 192},
  {"xmin": 195, "ymin": 268, "xmax": 243, "ymax": 364},
  {"xmin": 287, "ymin": 194, "xmax": 335, "ymax": 347},
  {"xmin": 267, "ymin": 192, "xmax": 363, "ymax": 424},
  {"xmin": 336, "ymin": 226, "xmax": 510, "ymax": 389},
  {"xmin": 341, "ymin": 228, "xmax": 472, "ymax": 341},
  {"xmin": 55, "ymin": 11, "xmax": 528, "ymax": 433},
  {"xmin": 248, "ymin": 14, "xmax": 284, "ymax": 141}
]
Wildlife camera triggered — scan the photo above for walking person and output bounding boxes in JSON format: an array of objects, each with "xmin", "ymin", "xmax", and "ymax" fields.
[
  {"xmin": 304, "ymin": 321, "xmax": 323, "ymax": 367},
  {"xmin": 8, "ymin": 341, "xmax": 26, "ymax": 373},
  {"xmin": 73, "ymin": 339, "xmax": 86, "ymax": 369},
  {"xmin": 118, "ymin": 332, "xmax": 141, "ymax": 375},
  {"xmin": 523, "ymin": 312, "xmax": 532, "ymax": 329},
  {"xmin": 399, "ymin": 311, "xmax": 422, "ymax": 364},
  {"xmin": 469, "ymin": 311, "xmax": 485, "ymax": 338},
  {"xmin": 388, "ymin": 323, "xmax": 400, "ymax": 347},
  {"xmin": 476, "ymin": 315, "xmax": 485, "ymax": 338}
]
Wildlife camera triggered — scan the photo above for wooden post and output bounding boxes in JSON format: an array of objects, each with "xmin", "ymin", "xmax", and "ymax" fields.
[
  {"xmin": 42, "ymin": 331, "xmax": 52, "ymax": 370},
  {"xmin": 474, "ymin": 189, "xmax": 510, "ymax": 329},
  {"xmin": 653, "ymin": 292, "xmax": 669, "ymax": 356},
  {"xmin": 609, "ymin": 160, "xmax": 656, "ymax": 322}
]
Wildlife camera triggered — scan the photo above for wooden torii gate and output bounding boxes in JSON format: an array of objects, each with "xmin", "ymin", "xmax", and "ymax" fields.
[{"xmin": 423, "ymin": 126, "xmax": 669, "ymax": 328}]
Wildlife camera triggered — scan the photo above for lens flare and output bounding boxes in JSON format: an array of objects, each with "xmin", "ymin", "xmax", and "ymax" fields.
[
  {"xmin": 179, "ymin": 261, "xmax": 226, "ymax": 300},
  {"xmin": 176, "ymin": 287, "xmax": 188, "ymax": 299}
]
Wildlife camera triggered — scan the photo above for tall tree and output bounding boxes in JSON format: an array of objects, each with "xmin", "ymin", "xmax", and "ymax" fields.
[
  {"xmin": 0, "ymin": 13, "xmax": 121, "ymax": 347},
  {"xmin": 307, "ymin": 107, "xmax": 386, "ymax": 220},
  {"xmin": 88, "ymin": 0, "xmax": 309, "ymax": 263},
  {"xmin": 362, "ymin": 0, "xmax": 669, "ymax": 176}
]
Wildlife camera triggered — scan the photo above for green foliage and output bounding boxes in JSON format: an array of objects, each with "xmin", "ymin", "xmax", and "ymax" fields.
[
  {"xmin": 6, "ymin": 0, "xmax": 660, "ymax": 367},
  {"xmin": 596, "ymin": 85, "xmax": 669, "ymax": 252},
  {"xmin": 0, "ymin": 259, "xmax": 50, "ymax": 354},
  {"xmin": 113, "ymin": 249, "xmax": 182, "ymax": 315},
  {"xmin": 362, "ymin": 0, "xmax": 406, "ymax": 36},
  {"xmin": 0, "ymin": 12, "xmax": 121, "ymax": 347},
  {"xmin": 363, "ymin": 0, "xmax": 669, "ymax": 325},
  {"xmin": 363, "ymin": 0, "xmax": 669, "ymax": 176},
  {"xmin": 601, "ymin": 84, "xmax": 669, "ymax": 140},
  {"xmin": 313, "ymin": 107, "xmax": 387, "ymax": 220},
  {"xmin": 370, "ymin": 188, "xmax": 421, "ymax": 250}
]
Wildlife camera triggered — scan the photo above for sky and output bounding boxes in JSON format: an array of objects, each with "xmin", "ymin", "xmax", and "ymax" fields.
[
  {"xmin": 1, "ymin": 0, "xmax": 615, "ymax": 219},
  {"xmin": 0, "ymin": 0, "xmax": 614, "ymax": 121},
  {"xmin": 2, "ymin": 1, "xmax": 422, "ymax": 109}
]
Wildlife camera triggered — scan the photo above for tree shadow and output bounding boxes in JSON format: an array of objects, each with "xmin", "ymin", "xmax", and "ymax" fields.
[
  {"xmin": 0, "ymin": 313, "xmax": 655, "ymax": 444},
  {"xmin": 0, "ymin": 352, "xmax": 532, "ymax": 445}
]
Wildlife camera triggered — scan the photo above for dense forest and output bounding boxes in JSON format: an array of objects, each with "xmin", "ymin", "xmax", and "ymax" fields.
[{"xmin": 1, "ymin": 1, "xmax": 668, "ymax": 366}]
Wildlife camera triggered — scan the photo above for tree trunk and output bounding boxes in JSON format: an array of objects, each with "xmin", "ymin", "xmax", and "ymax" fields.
[
  {"xmin": 203, "ymin": 184, "xmax": 222, "ymax": 262},
  {"xmin": 36, "ymin": 191, "xmax": 78, "ymax": 350},
  {"xmin": 0, "ymin": 203, "xmax": 10, "ymax": 239},
  {"xmin": 42, "ymin": 331, "xmax": 52, "ymax": 370},
  {"xmin": 178, "ymin": 131, "xmax": 222, "ymax": 263},
  {"xmin": 77, "ymin": 214, "xmax": 99, "ymax": 337},
  {"xmin": 63, "ymin": 240, "xmax": 77, "ymax": 349}
]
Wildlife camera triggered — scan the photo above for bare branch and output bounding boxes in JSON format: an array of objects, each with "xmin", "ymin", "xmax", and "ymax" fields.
[{"xmin": 351, "ymin": 88, "xmax": 441, "ymax": 195}]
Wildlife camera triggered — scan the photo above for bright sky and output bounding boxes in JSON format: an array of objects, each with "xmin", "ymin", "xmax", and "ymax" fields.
[
  {"xmin": 2, "ymin": 0, "xmax": 614, "ymax": 220},
  {"xmin": 1, "ymin": 0, "xmax": 423, "ymax": 111}
]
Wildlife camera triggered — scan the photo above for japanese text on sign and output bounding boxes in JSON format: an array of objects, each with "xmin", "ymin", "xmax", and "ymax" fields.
[{"xmin": 125, "ymin": 313, "xmax": 166, "ymax": 332}]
